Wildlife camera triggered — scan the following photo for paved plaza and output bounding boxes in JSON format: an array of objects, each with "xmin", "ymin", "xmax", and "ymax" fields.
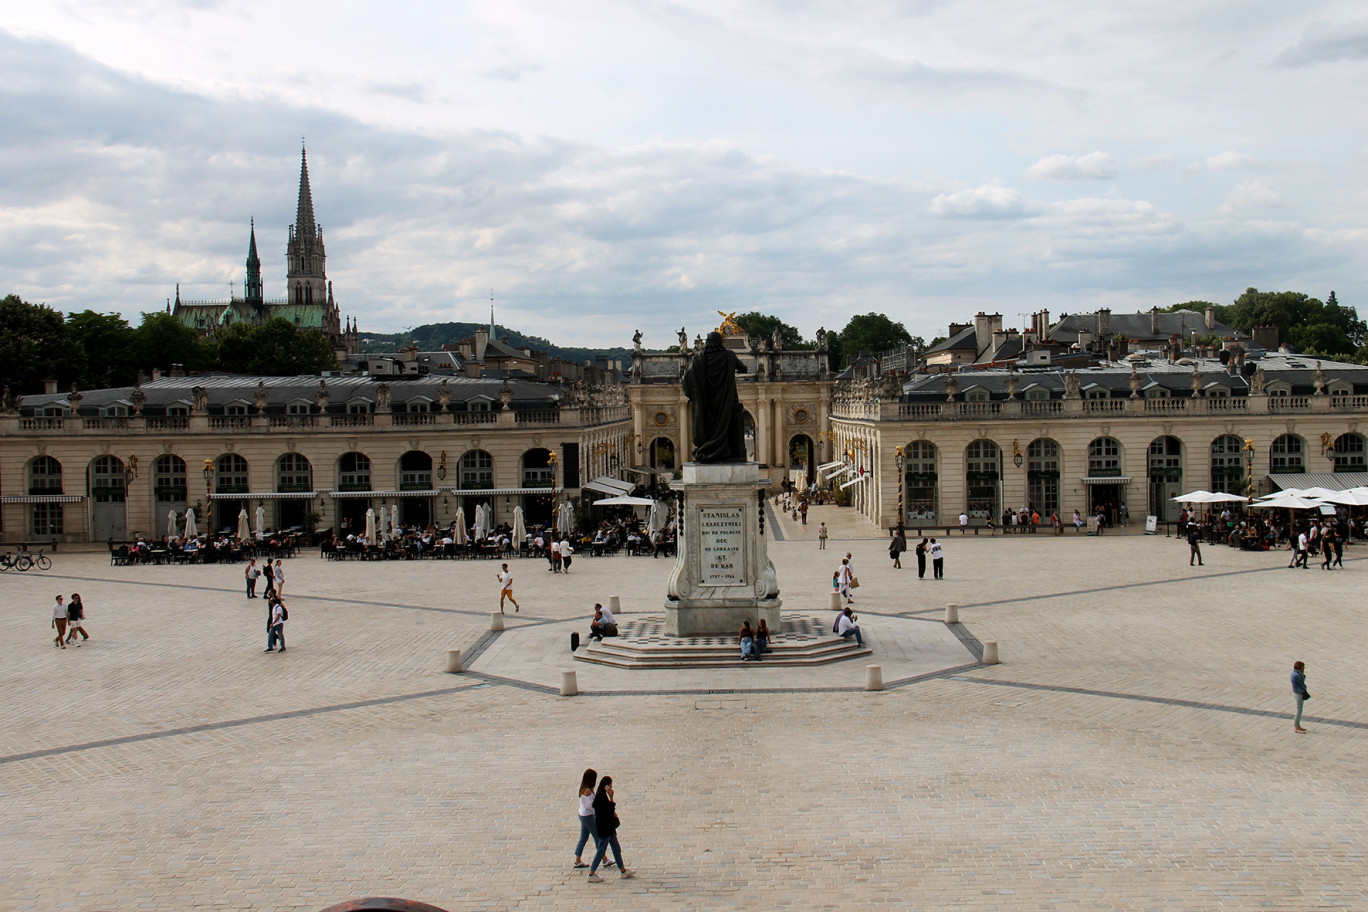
[{"xmin": 2, "ymin": 505, "xmax": 1365, "ymax": 911}]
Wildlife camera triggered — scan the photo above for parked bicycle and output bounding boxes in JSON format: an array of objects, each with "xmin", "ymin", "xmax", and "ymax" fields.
[{"xmin": 0, "ymin": 547, "xmax": 52, "ymax": 571}]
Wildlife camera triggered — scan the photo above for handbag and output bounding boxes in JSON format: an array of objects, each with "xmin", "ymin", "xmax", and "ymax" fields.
[{"xmin": 850, "ymin": 576, "xmax": 860, "ymax": 589}]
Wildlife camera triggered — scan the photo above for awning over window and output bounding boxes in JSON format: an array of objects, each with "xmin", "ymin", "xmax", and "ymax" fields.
[
  {"xmin": 326, "ymin": 489, "xmax": 440, "ymax": 499},
  {"xmin": 1269, "ymin": 472, "xmax": 1368, "ymax": 491},
  {"xmin": 1, "ymin": 494, "xmax": 85, "ymax": 503},
  {"xmin": 448, "ymin": 487, "xmax": 554, "ymax": 496},
  {"xmin": 839, "ymin": 474, "xmax": 869, "ymax": 490},
  {"xmin": 210, "ymin": 491, "xmax": 319, "ymax": 500},
  {"xmin": 1081, "ymin": 476, "xmax": 1132, "ymax": 485},
  {"xmin": 583, "ymin": 477, "xmax": 634, "ymax": 495}
]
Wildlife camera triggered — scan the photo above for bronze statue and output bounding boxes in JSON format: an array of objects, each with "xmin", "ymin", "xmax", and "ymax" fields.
[{"xmin": 682, "ymin": 331, "xmax": 749, "ymax": 463}]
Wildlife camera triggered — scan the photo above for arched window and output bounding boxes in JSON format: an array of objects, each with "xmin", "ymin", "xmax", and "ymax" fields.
[
  {"xmin": 1270, "ymin": 434, "xmax": 1304, "ymax": 474},
  {"xmin": 154, "ymin": 455, "xmax": 187, "ymax": 502},
  {"xmin": 460, "ymin": 450, "xmax": 494, "ymax": 490},
  {"xmin": 216, "ymin": 454, "xmax": 249, "ymax": 493},
  {"xmin": 1027, "ymin": 438, "xmax": 1060, "ymax": 514},
  {"xmin": 90, "ymin": 455, "xmax": 127, "ymax": 503},
  {"xmin": 521, "ymin": 448, "xmax": 553, "ymax": 488},
  {"xmin": 277, "ymin": 453, "xmax": 313, "ymax": 492},
  {"xmin": 338, "ymin": 452, "xmax": 371, "ymax": 491},
  {"xmin": 399, "ymin": 451, "xmax": 433, "ymax": 490},
  {"xmin": 1333, "ymin": 433, "xmax": 1366, "ymax": 472},
  {"xmin": 28, "ymin": 455, "xmax": 63, "ymax": 494},
  {"xmin": 650, "ymin": 437, "xmax": 676, "ymax": 470},
  {"xmin": 1087, "ymin": 437, "xmax": 1121, "ymax": 476},
  {"xmin": 1210, "ymin": 434, "xmax": 1244, "ymax": 493},
  {"xmin": 1147, "ymin": 436, "xmax": 1183, "ymax": 519},
  {"xmin": 965, "ymin": 439, "xmax": 1001, "ymax": 519},
  {"xmin": 903, "ymin": 440, "xmax": 938, "ymax": 521}
]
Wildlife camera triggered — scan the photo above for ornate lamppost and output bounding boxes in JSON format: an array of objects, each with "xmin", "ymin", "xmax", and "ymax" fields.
[
  {"xmin": 1243, "ymin": 438, "xmax": 1256, "ymax": 496},
  {"xmin": 895, "ymin": 445, "xmax": 906, "ymax": 528}
]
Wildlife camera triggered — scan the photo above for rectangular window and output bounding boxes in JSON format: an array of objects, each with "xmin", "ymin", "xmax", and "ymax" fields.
[{"xmin": 32, "ymin": 503, "xmax": 63, "ymax": 536}]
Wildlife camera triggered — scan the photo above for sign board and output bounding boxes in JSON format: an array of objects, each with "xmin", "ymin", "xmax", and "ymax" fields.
[
  {"xmin": 699, "ymin": 507, "xmax": 746, "ymax": 586},
  {"xmin": 1145, "ymin": 515, "xmax": 1158, "ymax": 535}
]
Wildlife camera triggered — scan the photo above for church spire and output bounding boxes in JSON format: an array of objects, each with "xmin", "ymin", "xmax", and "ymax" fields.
[
  {"xmin": 296, "ymin": 146, "xmax": 316, "ymax": 238},
  {"xmin": 244, "ymin": 217, "xmax": 263, "ymax": 305}
]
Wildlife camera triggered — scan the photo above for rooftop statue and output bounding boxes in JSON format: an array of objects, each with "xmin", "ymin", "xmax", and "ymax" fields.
[{"xmin": 683, "ymin": 331, "xmax": 749, "ymax": 463}]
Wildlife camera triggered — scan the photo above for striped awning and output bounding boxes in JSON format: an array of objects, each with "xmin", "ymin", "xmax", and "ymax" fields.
[
  {"xmin": 1081, "ymin": 476, "xmax": 1132, "ymax": 485},
  {"xmin": 583, "ymin": 477, "xmax": 634, "ymax": 495},
  {"xmin": 1, "ymin": 494, "xmax": 85, "ymax": 504},
  {"xmin": 210, "ymin": 491, "xmax": 319, "ymax": 500},
  {"xmin": 1269, "ymin": 472, "xmax": 1368, "ymax": 491},
  {"xmin": 326, "ymin": 490, "xmax": 440, "ymax": 499},
  {"xmin": 839, "ymin": 474, "xmax": 869, "ymax": 490},
  {"xmin": 447, "ymin": 488, "xmax": 555, "ymax": 496}
]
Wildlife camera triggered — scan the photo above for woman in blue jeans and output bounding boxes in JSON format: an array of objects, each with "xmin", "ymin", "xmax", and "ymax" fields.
[
  {"xmin": 1291, "ymin": 661, "xmax": 1309, "ymax": 733},
  {"xmin": 573, "ymin": 768, "xmax": 599, "ymax": 868},
  {"xmin": 587, "ymin": 776, "xmax": 634, "ymax": 882}
]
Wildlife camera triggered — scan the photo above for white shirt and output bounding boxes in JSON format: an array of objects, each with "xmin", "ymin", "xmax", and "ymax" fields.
[
  {"xmin": 959, "ymin": 513, "xmax": 968, "ymax": 526},
  {"xmin": 599, "ymin": 605, "xmax": 616, "ymax": 624},
  {"xmin": 1298, "ymin": 532, "xmax": 1309, "ymax": 551},
  {"xmin": 561, "ymin": 541, "xmax": 574, "ymax": 556},
  {"xmin": 930, "ymin": 543, "xmax": 944, "ymax": 560},
  {"xmin": 838, "ymin": 564, "xmax": 853, "ymax": 585},
  {"xmin": 837, "ymin": 613, "xmax": 858, "ymax": 634},
  {"xmin": 271, "ymin": 602, "xmax": 285, "ymax": 626},
  {"xmin": 53, "ymin": 601, "xmax": 66, "ymax": 620},
  {"xmin": 499, "ymin": 570, "xmax": 514, "ymax": 589}
]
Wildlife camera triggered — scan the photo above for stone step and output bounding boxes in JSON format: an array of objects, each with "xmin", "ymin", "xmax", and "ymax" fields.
[{"xmin": 574, "ymin": 635, "xmax": 871, "ymax": 669}]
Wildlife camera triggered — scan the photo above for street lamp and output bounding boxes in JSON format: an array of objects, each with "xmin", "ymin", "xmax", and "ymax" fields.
[
  {"xmin": 895, "ymin": 445, "xmax": 906, "ymax": 528},
  {"xmin": 202, "ymin": 459, "xmax": 215, "ymax": 498},
  {"xmin": 1012, "ymin": 438, "xmax": 1024, "ymax": 469},
  {"xmin": 1243, "ymin": 438, "xmax": 1256, "ymax": 495}
]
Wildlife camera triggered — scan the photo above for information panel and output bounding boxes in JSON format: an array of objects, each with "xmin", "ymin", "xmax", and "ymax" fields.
[{"xmin": 699, "ymin": 507, "xmax": 747, "ymax": 586}]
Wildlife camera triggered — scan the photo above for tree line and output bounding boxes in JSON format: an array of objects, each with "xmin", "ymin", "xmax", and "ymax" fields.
[
  {"xmin": 0, "ymin": 294, "xmax": 338, "ymax": 395},
  {"xmin": 1163, "ymin": 289, "xmax": 1363, "ymax": 361}
]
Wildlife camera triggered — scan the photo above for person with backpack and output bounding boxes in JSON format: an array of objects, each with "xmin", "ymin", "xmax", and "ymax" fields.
[{"xmin": 265, "ymin": 596, "xmax": 287, "ymax": 653}]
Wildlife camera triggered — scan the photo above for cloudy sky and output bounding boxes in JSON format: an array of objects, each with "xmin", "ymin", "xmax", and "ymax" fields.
[{"xmin": 2, "ymin": 1, "xmax": 1365, "ymax": 347}]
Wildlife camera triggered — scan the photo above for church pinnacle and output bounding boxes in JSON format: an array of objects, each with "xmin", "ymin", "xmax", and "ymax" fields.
[
  {"xmin": 295, "ymin": 146, "xmax": 316, "ymax": 237},
  {"xmin": 244, "ymin": 217, "xmax": 263, "ymax": 305}
]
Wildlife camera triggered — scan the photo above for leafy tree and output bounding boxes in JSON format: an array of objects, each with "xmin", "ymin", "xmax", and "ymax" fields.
[
  {"xmin": 830, "ymin": 313, "xmax": 913, "ymax": 368},
  {"xmin": 0, "ymin": 294, "xmax": 70, "ymax": 394},
  {"xmin": 1224, "ymin": 288, "xmax": 1364, "ymax": 357},
  {"xmin": 209, "ymin": 318, "xmax": 336, "ymax": 375},
  {"xmin": 66, "ymin": 310, "xmax": 138, "ymax": 388},
  {"xmin": 733, "ymin": 312, "xmax": 808, "ymax": 349},
  {"xmin": 135, "ymin": 312, "xmax": 213, "ymax": 376}
]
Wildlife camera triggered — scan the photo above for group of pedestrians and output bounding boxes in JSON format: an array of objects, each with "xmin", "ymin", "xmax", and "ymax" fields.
[
  {"xmin": 573, "ymin": 769, "xmax": 634, "ymax": 883},
  {"xmin": 1287, "ymin": 522, "xmax": 1344, "ymax": 570},
  {"xmin": 244, "ymin": 558, "xmax": 286, "ymax": 599},
  {"xmin": 50, "ymin": 593, "xmax": 89, "ymax": 648}
]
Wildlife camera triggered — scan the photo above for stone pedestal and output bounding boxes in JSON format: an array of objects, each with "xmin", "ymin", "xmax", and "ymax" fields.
[{"xmin": 665, "ymin": 462, "xmax": 781, "ymax": 636}]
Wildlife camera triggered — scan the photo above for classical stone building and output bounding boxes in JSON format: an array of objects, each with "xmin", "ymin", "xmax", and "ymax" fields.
[
  {"xmin": 1, "ymin": 375, "xmax": 629, "ymax": 543},
  {"xmin": 625, "ymin": 329, "xmax": 834, "ymax": 489},
  {"xmin": 170, "ymin": 149, "xmax": 359, "ymax": 356},
  {"xmin": 830, "ymin": 349, "xmax": 1368, "ymax": 530}
]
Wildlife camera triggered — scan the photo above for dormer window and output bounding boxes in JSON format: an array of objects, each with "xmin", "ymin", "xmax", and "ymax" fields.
[
  {"xmin": 407, "ymin": 401, "xmax": 430, "ymax": 413},
  {"xmin": 225, "ymin": 404, "xmax": 248, "ymax": 416},
  {"xmin": 964, "ymin": 389, "xmax": 989, "ymax": 403},
  {"xmin": 102, "ymin": 405, "xmax": 129, "ymax": 417},
  {"xmin": 1023, "ymin": 387, "xmax": 1050, "ymax": 402},
  {"xmin": 286, "ymin": 402, "xmax": 310, "ymax": 416},
  {"xmin": 167, "ymin": 405, "xmax": 190, "ymax": 417}
]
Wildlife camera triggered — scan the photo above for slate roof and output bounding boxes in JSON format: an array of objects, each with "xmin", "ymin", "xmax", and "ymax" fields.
[
  {"xmin": 1047, "ymin": 310, "xmax": 1236, "ymax": 344},
  {"xmin": 20, "ymin": 375, "xmax": 560, "ymax": 415}
]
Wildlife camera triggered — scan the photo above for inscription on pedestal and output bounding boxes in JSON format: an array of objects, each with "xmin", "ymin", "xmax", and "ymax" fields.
[{"xmin": 699, "ymin": 507, "xmax": 746, "ymax": 586}]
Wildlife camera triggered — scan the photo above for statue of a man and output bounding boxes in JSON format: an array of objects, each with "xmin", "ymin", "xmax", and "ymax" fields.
[{"xmin": 682, "ymin": 331, "xmax": 749, "ymax": 463}]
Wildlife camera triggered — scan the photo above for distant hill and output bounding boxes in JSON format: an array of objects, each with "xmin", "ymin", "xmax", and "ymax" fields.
[{"xmin": 357, "ymin": 322, "xmax": 633, "ymax": 366}]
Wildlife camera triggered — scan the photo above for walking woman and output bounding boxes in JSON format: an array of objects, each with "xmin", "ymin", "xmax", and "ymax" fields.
[
  {"xmin": 51, "ymin": 594, "xmax": 68, "ymax": 648},
  {"xmin": 573, "ymin": 768, "xmax": 599, "ymax": 869},
  {"xmin": 1291, "ymin": 661, "xmax": 1309, "ymax": 733},
  {"xmin": 915, "ymin": 538, "xmax": 928, "ymax": 579},
  {"xmin": 65, "ymin": 593, "xmax": 89, "ymax": 645},
  {"xmin": 587, "ymin": 776, "xmax": 634, "ymax": 882}
]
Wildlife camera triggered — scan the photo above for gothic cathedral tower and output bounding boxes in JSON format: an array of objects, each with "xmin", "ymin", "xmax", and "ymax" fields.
[{"xmin": 286, "ymin": 147, "xmax": 327, "ymax": 308}]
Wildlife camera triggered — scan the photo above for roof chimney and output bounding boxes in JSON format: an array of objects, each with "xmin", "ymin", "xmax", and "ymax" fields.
[
  {"xmin": 44, "ymin": 379, "xmax": 58, "ymax": 395},
  {"xmin": 1097, "ymin": 308, "xmax": 1111, "ymax": 336},
  {"xmin": 1150, "ymin": 306, "xmax": 1159, "ymax": 335},
  {"xmin": 1205, "ymin": 305, "xmax": 1215, "ymax": 330}
]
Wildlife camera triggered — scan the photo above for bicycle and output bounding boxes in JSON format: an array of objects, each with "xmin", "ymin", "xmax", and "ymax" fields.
[
  {"xmin": 0, "ymin": 553, "xmax": 12, "ymax": 571},
  {"xmin": 10, "ymin": 548, "xmax": 52, "ymax": 571}
]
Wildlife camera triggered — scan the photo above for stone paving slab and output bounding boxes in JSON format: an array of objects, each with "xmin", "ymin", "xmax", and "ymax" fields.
[{"xmin": 0, "ymin": 532, "xmax": 1364, "ymax": 911}]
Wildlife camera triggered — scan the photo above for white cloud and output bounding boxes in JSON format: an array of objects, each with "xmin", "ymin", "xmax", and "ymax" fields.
[
  {"xmin": 928, "ymin": 184, "xmax": 1028, "ymax": 219},
  {"xmin": 1219, "ymin": 179, "xmax": 1282, "ymax": 213},
  {"xmin": 1206, "ymin": 151, "xmax": 1257, "ymax": 171},
  {"xmin": 1025, "ymin": 152, "xmax": 1118, "ymax": 181}
]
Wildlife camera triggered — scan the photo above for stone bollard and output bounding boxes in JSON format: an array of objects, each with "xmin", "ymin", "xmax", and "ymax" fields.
[
  {"xmin": 944, "ymin": 603, "xmax": 959, "ymax": 624},
  {"xmin": 560, "ymin": 670, "xmax": 578, "ymax": 696},
  {"xmin": 445, "ymin": 649, "xmax": 463, "ymax": 674},
  {"xmin": 829, "ymin": 591, "xmax": 842, "ymax": 611},
  {"xmin": 608, "ymin": 595, "xmax": 621, "ymax": 614},
  {"xmin": 865, "ymin": 664, "xmax": 883, "ymax": 691},
  {"xmin": 490, "ymin": 611, "xmax": 505, "ymax": 632},
  {"xmin": 982, "ymin": 641, "xmax": 999, "ymax": 664}
]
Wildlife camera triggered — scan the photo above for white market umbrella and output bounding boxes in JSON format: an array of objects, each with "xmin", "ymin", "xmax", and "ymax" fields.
[
  {"xmin": 183, "ymin": 507, "xmax": 198, "ymax": 539},
  {"xmin": 1204, "ymin": 492, "xmax": 1250, "ymax": 503},
  {"xmin": 476, "ymin": 503, "xmax": 492, "ymax": 540},
  {"xmin": 595, "ymin": 494, "xmax": 656, "ymax": 506},
  {"xmin": 1172, "ymin": 490, "xmax": 1218, "ymax": 503},
  {"xmin": 237, "ymin": 508, "xmax": 251, "ymax": 541},
  {"xmin": 1305, "ymin": 488, "xmax": 1368, "ymax": 506},
  {"xmin": 556, "ymin": 500, "xmax": 574, "ymax": 533},
  {"xmin": 379, "ymin": 505, "xmax": 390, "ymax": 541},
  {"xmin": 648, "ymin": 500, "xmax": 667, "ymax": 533},
  {"xmin": 1248, "ymin": 493, "xmax": 1324, "ymax": 510},
  {"xmin": 512, "ymin": 505, "xmax": 526, "ymax": 545},
  {"xmin": 364, "ymin": 507, "xmax": 376, "ymax": 543},
  {"xmin": 254, "ymin": 504, "xmax": 266, "ymax": 539},
  {"xmin": 167, "ymin": 509, "xmax": 177, "ymax": 538},
  {"xmin": 452, "ymin": 506, "xmax": 467, "ymax": 545}
]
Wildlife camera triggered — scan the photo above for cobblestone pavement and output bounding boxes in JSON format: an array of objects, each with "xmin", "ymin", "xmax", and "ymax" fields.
[{"xmin": 2, "ymin": 522, "xmax": 1364, "ymax": 911}]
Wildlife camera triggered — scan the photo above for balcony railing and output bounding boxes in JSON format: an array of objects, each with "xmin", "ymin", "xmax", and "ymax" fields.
[
  {"xmin": 393, "ymin": 413, "xmax": 436, "ymax": 426},
  {"xmin": 270, "ymin": 415, "xmax": 317, "ymax": 429},
  {"xmin": 209, "ymin": 415, "xmax": 251, "ymax": 429},
  {"xmin": 145, "ymin": 416, "xmax": 189, "ymax": 431}
]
